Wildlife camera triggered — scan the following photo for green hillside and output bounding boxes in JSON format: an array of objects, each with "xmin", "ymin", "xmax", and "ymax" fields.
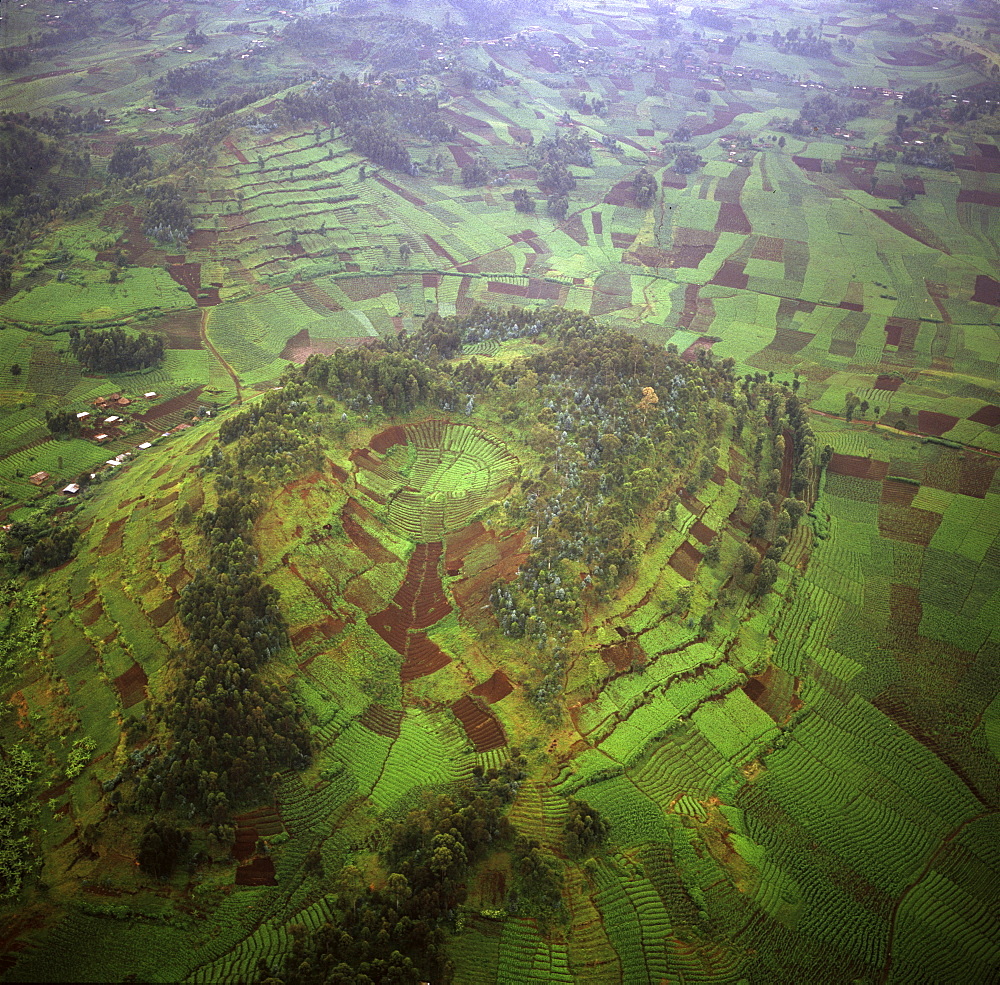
[{"xmin": 1, "ymin": 0, "xmax": 999, "ymax": 982}]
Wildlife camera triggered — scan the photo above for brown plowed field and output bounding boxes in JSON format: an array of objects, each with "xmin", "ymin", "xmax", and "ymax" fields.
[
  {"xmin": 360, "ymin": 703, "xmax": 405, "ymax": 737},
  {"xmin": 878, "ymin": 504, "xmax": 941, "ymax": 545},
  {"xmin": 668, "ymin": 541, "xmax": 702, "ymax": 580},
  {"xmin": 99, "ymin": 517, "xmax": 126, "ymax": 556},
  {"xmin": 114, "ymin": 662, "xmax": 148, "ymax": 709},
  {"xmin": 958, "ymin": 455, "xmax": 997, "ymax": 498},
  {"xmin": 880, "ymin": 479, "xmax": 919, "ymax": 506},
  {"xmin": 969, "ymin": 404, "xmax": 1000, "ymax": 427},
  {"xmin": 828, "ymin": 454, "xmax": 889, "ymax": 481},
  {"xmin": 235, "ymin": 857, "xmax": 277, "ymax": 886},
  {"xmin": 342, "ymin": 503, "xmax": 399, "ymax": 564},
  {"xmin": 471, "ymin": 669, "xmax": 514, "ymax": 703},
  {"xmin": 917, "ymin": 410, "xmax": 959, "ymax": 436},
  {"xmin": 452, "ymin": 695, "xmax": 507, "ymax": 751},
  {"xmin": 148, "ymin": 597, "xmax": 176, "ymax": 628},
  {"xmin": 401, "ymin": 632, "xmax": 451, "ymax": 682}
]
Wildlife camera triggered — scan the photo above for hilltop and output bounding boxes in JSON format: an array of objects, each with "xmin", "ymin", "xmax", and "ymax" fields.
[{"xmin": 1, "ymin": 0, "xmax": 999, "ymax": 982}]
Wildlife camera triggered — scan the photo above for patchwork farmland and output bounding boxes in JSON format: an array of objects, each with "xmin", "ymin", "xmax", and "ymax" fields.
[{"xmin": 1, "ymin": 0, "xmax": 999, "ymax": 982}]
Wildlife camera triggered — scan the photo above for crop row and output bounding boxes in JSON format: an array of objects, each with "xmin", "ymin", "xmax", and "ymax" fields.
[
  {"xmin": 369, "ymin": 714, "xmax": 467, "ymax": 809},
  {"xmin": 497, "ymin": 918, "xmax": 574, "ymax": 984},
  {"xmin": 592, "ymin": 860, "xmax": 670, "ymax": 985},
  {"xmin": 327, "ymin": 722, "xmax": 393, "ymax": 795},
  {"xmin": 277, "ymin": 766, "xmax": 358, "ymax": 837},
  {"xmin": 187, "ymin": 916, "xmax": 291, "ymax": 984}
]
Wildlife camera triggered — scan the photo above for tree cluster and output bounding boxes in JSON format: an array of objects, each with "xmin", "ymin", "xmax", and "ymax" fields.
[
  {"xmin": 69, "ymin": 327, "xmax": 165, "ymax": 374},
  {"xmin": 137, "ymin": 392, "xmax": 317, "ymax": 820},
  {"xmin": 1, "ymin": 514, "xmax": 78, "ymax": 575},
  {"xmin": 262, "ymin": 760, "xmax": 527, "ymax": 985},
  {"xmin": 140, "ymin": 182, "xmax": 193, "ymax": 245},
  {"xmin": 632, "ymin": 168, "xmax": 657, "ymax": 208},
  {"xmin": 107, "ymin": 138, "xmax": 153, "ymax": 180},
  {"xmin": 136, "ymin": 821, "xmax": 190, "ymax": 879}
]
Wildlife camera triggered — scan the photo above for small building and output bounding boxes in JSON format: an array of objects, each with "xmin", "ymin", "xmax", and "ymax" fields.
[
  {"xmin": 29, "ymin": 471, "xmax": 50, "ymax": 486},
  {"xmin": 105, "ymin": 459, "xmax": 121, "ymax": 468},
  {"xmin": 94, "ymin": 433, "xmax": 109, "ymax": 442},
  {"xmin": 116, "ymin": 397, "xmax": 131, "ymax": 407},
  {"xmin": 144, "ymin": 392, "xmax": 158, "ymax": 399},
  {"xmin": 62, "ymin": 483, "xmax": 80, "ymax": 495},
  {"xmin": 76, "ymin": 411, "xmax": 90, "ymax": 420},
  {"xmin": 138, "ymin": 441, "xmax": 152, "ymax": 450},
  {"xmin": 104, "ymin": 416, "xmax": 120, "ymax": 424}
]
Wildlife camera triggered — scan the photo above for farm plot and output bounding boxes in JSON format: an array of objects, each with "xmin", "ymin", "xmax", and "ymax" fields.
[{"xmin": 353, "ymin": 420, "xmax": 519, "ymax": 541}]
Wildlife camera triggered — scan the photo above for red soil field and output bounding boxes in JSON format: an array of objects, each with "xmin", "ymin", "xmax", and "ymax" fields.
[
  {"xmin": 972, "ymin": 275, "xmax": 1000, "ymax": 306},
  {"xmin": 114, "ymin": 662, "xmax": 148, "ymax": 710},
  {"xmin": 166, "ymin": 262, "xmax": 200, "ymax": 301},
  {"xmin": 958, "ymin": 455, "xmax": 997, "ymax": 498},
  {"xmin": 374, "ymin": 174, "xmax": 426, "ymax": 207},
  {"xmin": 714, "ymin": 202, "xmax": 751, "ymax": 234},
  {"xmin": 81, "ymin": 600, "xmax": 103, "ymax": 628},
  {"xmin": 957, "ymin": 189, "xmax": 1000, "ymax": 207},
  {"xmin": 752, "ymin": 236, "xmax": 785, "ymax": 262},
  {"xmin": 874, "ymin": 375, "xmax": 903, "ymax": 391},
  {"xmin": 668, "ymin": 541, "xmax": 703, "ymax": 580},
  {"xmin": 917, "ymin": 409, "xmax": 959, "ymax": 436},
  {"xmin": 488, "ymin": 281, "xmax": 528, "ymax": 297},
  {"xmin": 828, "ymin": 454, "xmax": 889, "ymax": 481},
  {"xmin": 280, "ymin": 329, "xmax": 344, "ymax": 363},
  {"xmin": 792, "ymin": 156, "xmax": 823, "ymax": 172},
  {"xmin": 135, "ymin": 385, "xmax": 205, "ymax": 424},
  {"xmin": 289, "ymin": 281, "xmax": 344, "ymax": 312},
  {"xmin": 710, "ymin": 260, "xmax": 748, "ymax": 290},
  {"xmin": 878, "ymin": 504, "xmax": 941, "ymax": 545},
  {"xmin": 342, "ymin": 507, "xmax": 399, "ymax": 565},
  {"xmin": 872, "ymin": 210, "xmax": 949, "ymax": 253},
  {"xmin": 878, "ymin": 46, "xmax": 943, "ymax": 67},
  {"xmin": 99, "ymin": 517, "xmax": 126, "ymax": 556},
  {"xmin": 400, "ymin": 632, "xmax": 451, "ymax": 682},
  {"xmin": 359, "ymin": 703, "xmax": 405, "ymax": 738},
  {"xmin": 600, "ymin": 637, "xmax": 645, "ymax": 673},
  {"xmin": 880, "ymin": 479, "xmax": 919, "ymax": 506},
  {"xmin": 604, "ymin": 179, "xmax": 637, "ymax": 207},
  {"xmin": 769, "ymin": 329, "xmax": 814, "ymax": 354},
  {"xmin": 451, "ymin": 695, "xmax": 507, "ymax": 752},
  {"xmin": 471, "ymin": 669, "xmax": 513, "ymax": 703},
  {"xmin": 451, "ymin": 533, "xmax": 526, "ymax": 615},
  {"xmin": 330, "ymin": 463, "xmax": 349, "ymax": 483},
  {"xmin": 290, "ymin": 614, "xmax": 347, "ymax": 649},
  {"xmin": 591, "ymin": 212, "xmax": 603, "ymax": 235},
  {"xmin": 148, "ymin": 597, "xmax": 176, "ymax": 628},
  {"xmin": 612, "ymin": 233, "xmax": 634, "ymax": 250},
  {"xmin": 681, "ymin": 337, "xmax": 717, "ymax": 362},
  {"xmin": 952, "ymin": 154, "xmax": 1000, "ymax": 174},
  {"xmin": 884, "ymin": 317, "xmax": 919, "ymax": 350},
  {"xmin": 423, "ymin": 234, "xmax": 459, "ymax": 265},
  {"xmin": 369, "ymin": 425, "xmax": 408, "ymax": 455},
  {"xmin": 235, "ymin": 857, "xmax": 277, "ymax": 886},
  {"xmin": 969, "ymin": 404, "xmax": 1000, "ymax": 427}
]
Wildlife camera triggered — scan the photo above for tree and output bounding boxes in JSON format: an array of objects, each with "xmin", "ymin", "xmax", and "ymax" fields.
[
  {"xmin": 9, "ymin": 363, "xmax": 20, "ymax": 376},
  {"xmin": 753, "ymin": 558, "xmax": 779, "ymax": 596},
  {"xmin": 512, "ymin": 188, "xmax": 536, "ymax": 213},
  {"xmin": 547, "ymin": 193, "xmax": 569, "ymax": 219},
  {"xmin": 738, "ymin": 543, "xmax": 757, "ymax": 574},
  {"xmin": 107, "ymin": 138, "xmax": 153, "ymax": 179},
  {"xmin": 632, "ymin": 169, "xmax": 657, "ymax": 208}
]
